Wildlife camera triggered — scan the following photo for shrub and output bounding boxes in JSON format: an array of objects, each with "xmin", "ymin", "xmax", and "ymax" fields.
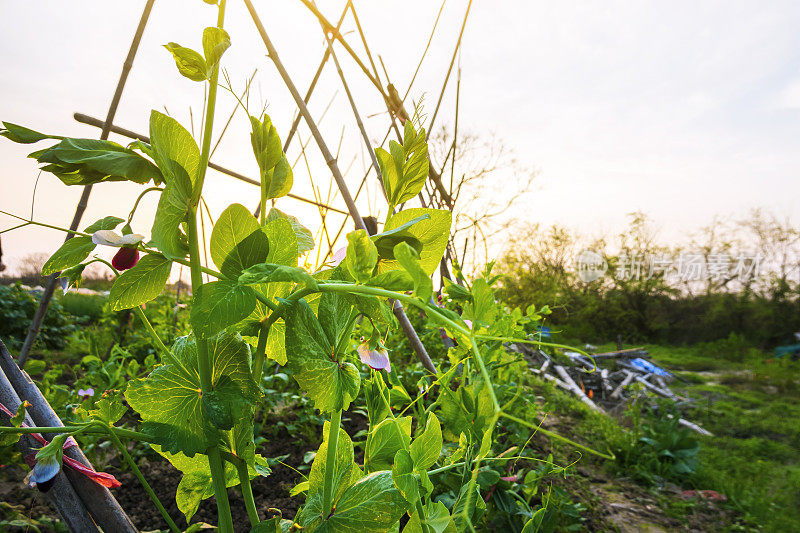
[
  {"xmin": 58, "ymin": 292, "xmax": 107, "ymax": 322},
  {"xmin": 0, "ymin": 283, "xmax": 77, "ymax": 350}
]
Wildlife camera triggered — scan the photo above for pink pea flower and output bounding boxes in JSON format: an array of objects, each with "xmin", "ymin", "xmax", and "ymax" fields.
[
  {"xmin": 357, "ymin": 342, "xmax": 391, "ymax": 372},
  {"xmin": 330, "ymin": 246, "xmax": 347, "ymax": 267}
]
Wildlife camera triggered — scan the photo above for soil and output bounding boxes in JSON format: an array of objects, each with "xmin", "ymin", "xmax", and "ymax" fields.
[
  {"xmin": 111, "ymin": 409, "xmax": 370, "ymax": 532},
  {"xmin": 1, "ymin": 405, "xmax": 731, "ymax": 533},
  {"xmin": 523, "ymin": 410, "xmax": 734, "ymax": 532}
]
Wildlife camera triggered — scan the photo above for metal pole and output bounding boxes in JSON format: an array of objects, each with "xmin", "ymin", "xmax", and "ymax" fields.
[{"xmin": 18, "ymin": 0, "xmax": 157, "ymax": 367}]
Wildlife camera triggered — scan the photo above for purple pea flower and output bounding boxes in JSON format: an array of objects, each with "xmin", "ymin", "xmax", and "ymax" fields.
[{"xmin": 27, "ymin": 434, "xmax": 68, "ymax": 492}]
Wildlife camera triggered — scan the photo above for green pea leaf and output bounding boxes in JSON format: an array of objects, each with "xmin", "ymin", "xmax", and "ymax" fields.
[
  {"xmin": 317, "ymin": 288, "xmax": 356, "ymax": 352},
  {"xmin": 283, "ymin": 299, "xmax": 360, "ymax": 413},
  {"xmin": 149, "ymin": 110, "xmax": 200, "ymax": 188},
  {"xmin": 363, "ymin": 373, "xmax": 390, "ymax": 426},
  {"xmin": 156, "ymin": 444, "xmax": 270, "ymax": 521},
  {"xmin": 378, "ymin": 208, "xmax": 451, "ymax": 276},
  {"xmin": 371, "ymin": 214, "xmax": 428, "ymax": 259},
  {"xmin": 0, "ymin": 122, "xmax": 58, "ymax": 144},
  {"xmin": 365, "ymin": 416, "xmax": 411, "ymax": 473},
  {"xmin": 210, "ymin": 203, "xmax": 270, "ymax": 278},
  {"xmin": 393, "ymin": 242, "xmax": 432, "ymax": 303},
  {"xmin": 251, "ymin": 518, "xmax": 282, "ymax": 532},
  {"xmin": 299, "ymin": 420, "xmax": 357, "ymax": 523},
  {"xmin": 391, "ymin": 449, "xmax": 419, "ymax": 505},
  {"xmin": 237, "ymin": 218, "xmax": 298, "ymax": 364},
  {"xmin": 148, "ymin": 111, "xmax": 200, "ymax": 258},
  {"xmin": 366, "ymin": 270, "xmax": 413, "ymax": 292},
  {"xmin": 30, "ymin": 138, "xmax": 163, "ymax": 186},
  {"xmin": 443, "ymin": 277, "xmax": 471, "ymax": 301},
  {"xmin": 191, "ymin": 280, "xmax": 257, "ymax": 338},
  {"xmin": 126, "ymin": 332, "xmax": 259, "ymax": 456},
  {"xmin": 250, "ymin": 114, "xmax": 293, "ymax": 201},
  {"xmin": 263, "ymin": 153, "xmax": 293, "ymax": 200},
  {"xmin": 410, "ymin": 414, "xmax": 442, "ymax": 471},
  {"xmin": 345, "ymin": 229, "xmax": 378, "ymax": 283},
  {"xmin": 41, "ymin": 237, "xmax": 95, "ymax": 276},
  {"xmin": 164, "ymin": 42, "xmax": 208, "ymax": 81},
  {"xmin": 312, "ymin": 472, "xmax": 409, "ymax": 533},
  {"xmin": 266, "ymin": 207, "xmax": 314, "ymax": 254},
  {"xmin": 250, "ymin": 114, "xmax": 282, "ymax": 172},
  {"xmin": 202, "ymin": 27, "xmax": 230, "ymax": 70},
  {"xmin": 89, "ymin": 395, "xmax": 127, "ymax": 425},
  {"xmin": 151, "ymin": 160, "xmax": 192, "ymax": 259},
  {"xmin": 83, "ymin": 216, "xmax": 125, "ymax": 233},
  {"xmin": 376, "ymin": 121, "xmax": 429, "ymax": 207},
  {"xmin": 404, "ymin": 502, "xmax": 458, "ymax": 533},
  {"xmin": 200, "ymin": 380, "xmax": 244, "ymax": 431},
  {"xmin": 239, "ymin": 263, "xmax": 318, "ymax": 290},
  {"xmin": 0, "ymin": 401, "xmax": 29, "ymax": 447},
  {"xmin": 463, "ymin": 278, "xmax": 497, "ymax": 325},
  {"xmin": 108, "ymin": 253, "xmax": 172, "ymax": 311},
  {"xmin": 522, "ymin": 508, "xmax": 546, "ymax": 533},
  {"xmin": 452, "ymin": 484, "xmax": 485, "ymax": 532}
]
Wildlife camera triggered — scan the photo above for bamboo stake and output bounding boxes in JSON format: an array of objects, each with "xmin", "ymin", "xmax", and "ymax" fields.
[
  {"xmin": 324, "ymin": 32, "xmax": 388, "ymax": 200},
  {"xmin": 530, "ymin": 366, "xmax": 569, "ymax": 390},
  {"xmin": 600, "ymin": 368, "xmax": 611, "ymax": 393},
  {"xmin": 72, "ymin": 113, "xmax": 348, "ymax": 216},
  {"xmin": 0, "ymin": 363, "xmax": 100, "ymax": 532},
  {"xmin": 252, "ymin": 3, "xmax": 349, "ymax": 218},
  {"xmin": 427, "ymin": 0, "xmax": 472, "ymax": 136},
  {"xmin": 244, "ymin": 0, "xmax": 366, "ymax": 231},
  {"xmin": 18, "ymin": 0, "xmax": 156, "ymax": 367},
  {"xmin": 244, "ymin": 0, "xmax": 437, "ymax": 375},
  {"xmin": 323, "ymin": 21, "xmax": 437, "ymax": 375},
  {"xmin": 677, "ymin": 417, "xmax": 713, "ymax": 437},
  {"xmin": 0, "ymin": 342, "xmax": 138, "ymax": 532},
  {"xmin": 634, "ymin": 375, "xmax": 683, "ymax": 400},
  {"xmin": 296, "ymin": 0, "xmax": 383, "ymax": 93}
]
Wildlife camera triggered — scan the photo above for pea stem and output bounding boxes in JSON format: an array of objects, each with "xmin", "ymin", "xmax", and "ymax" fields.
[{"xmin": 321, "ymin": 409, "xmax": 342, "ymax": 518}]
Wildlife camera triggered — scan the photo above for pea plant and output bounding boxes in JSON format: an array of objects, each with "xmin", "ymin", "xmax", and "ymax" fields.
[{"xmin": 0, "ymin": 3, "xmax": 603, "ymax": 531}]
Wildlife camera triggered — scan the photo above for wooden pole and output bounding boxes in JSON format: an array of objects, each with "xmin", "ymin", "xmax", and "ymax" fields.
[
  {"xmin": 610, "ymin": 370, "xmax": 635, "ymax": 399},
  {"xmin": 72, "ymin": 113, "xmax": 348, "ymax": 216},
  {"xmin": 252, "ymin": 4, "xmax": 349, "ymax": 218},
  {"xmin": 0, "ymin": 342, "xmax": 137, "ymax": 532},
  {"xmin": 243, "ymin": 0, "xmax": 437, "ymax": 374},
  {"xmin": 0, "ymin": 363, "xmax": 101, "ymax": 532},
  {"xmin": 18, "ymin": 0, "xmax": 156, "ymax": 367}
]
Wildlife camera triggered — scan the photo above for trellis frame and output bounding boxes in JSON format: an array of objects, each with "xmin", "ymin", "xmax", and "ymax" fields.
[{"xmin": 16, "ymin": 0, "xmax": 473, "ymax": 380}]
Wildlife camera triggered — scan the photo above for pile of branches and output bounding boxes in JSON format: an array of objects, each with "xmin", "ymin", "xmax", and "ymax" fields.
[{"xmin": 508, "ymin": 343, "xmax": 712, "ymax": 436}]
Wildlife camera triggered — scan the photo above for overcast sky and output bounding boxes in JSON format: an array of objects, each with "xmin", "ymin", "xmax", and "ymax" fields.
[{"xmin": 1, "ymin": 0, "xmax": 799, "ymax": 273}]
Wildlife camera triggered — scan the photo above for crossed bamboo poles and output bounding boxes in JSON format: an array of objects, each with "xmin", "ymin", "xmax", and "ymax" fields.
[
  {"xmin": 7, "ymin": 0, "xmax": 471, "ymax": 528},
  {"xmin": 18, "ymin": 0, "xmax": 471, "ymax": 372}
]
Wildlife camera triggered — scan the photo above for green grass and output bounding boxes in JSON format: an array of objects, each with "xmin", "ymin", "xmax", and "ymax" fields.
[
  {"xmin": 531, "ymin": 341, "xmax": 800, "ymax": 531},
  {"xmin": 646, "ymin": 344, "xmax": 800, "ymax": 532}
]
